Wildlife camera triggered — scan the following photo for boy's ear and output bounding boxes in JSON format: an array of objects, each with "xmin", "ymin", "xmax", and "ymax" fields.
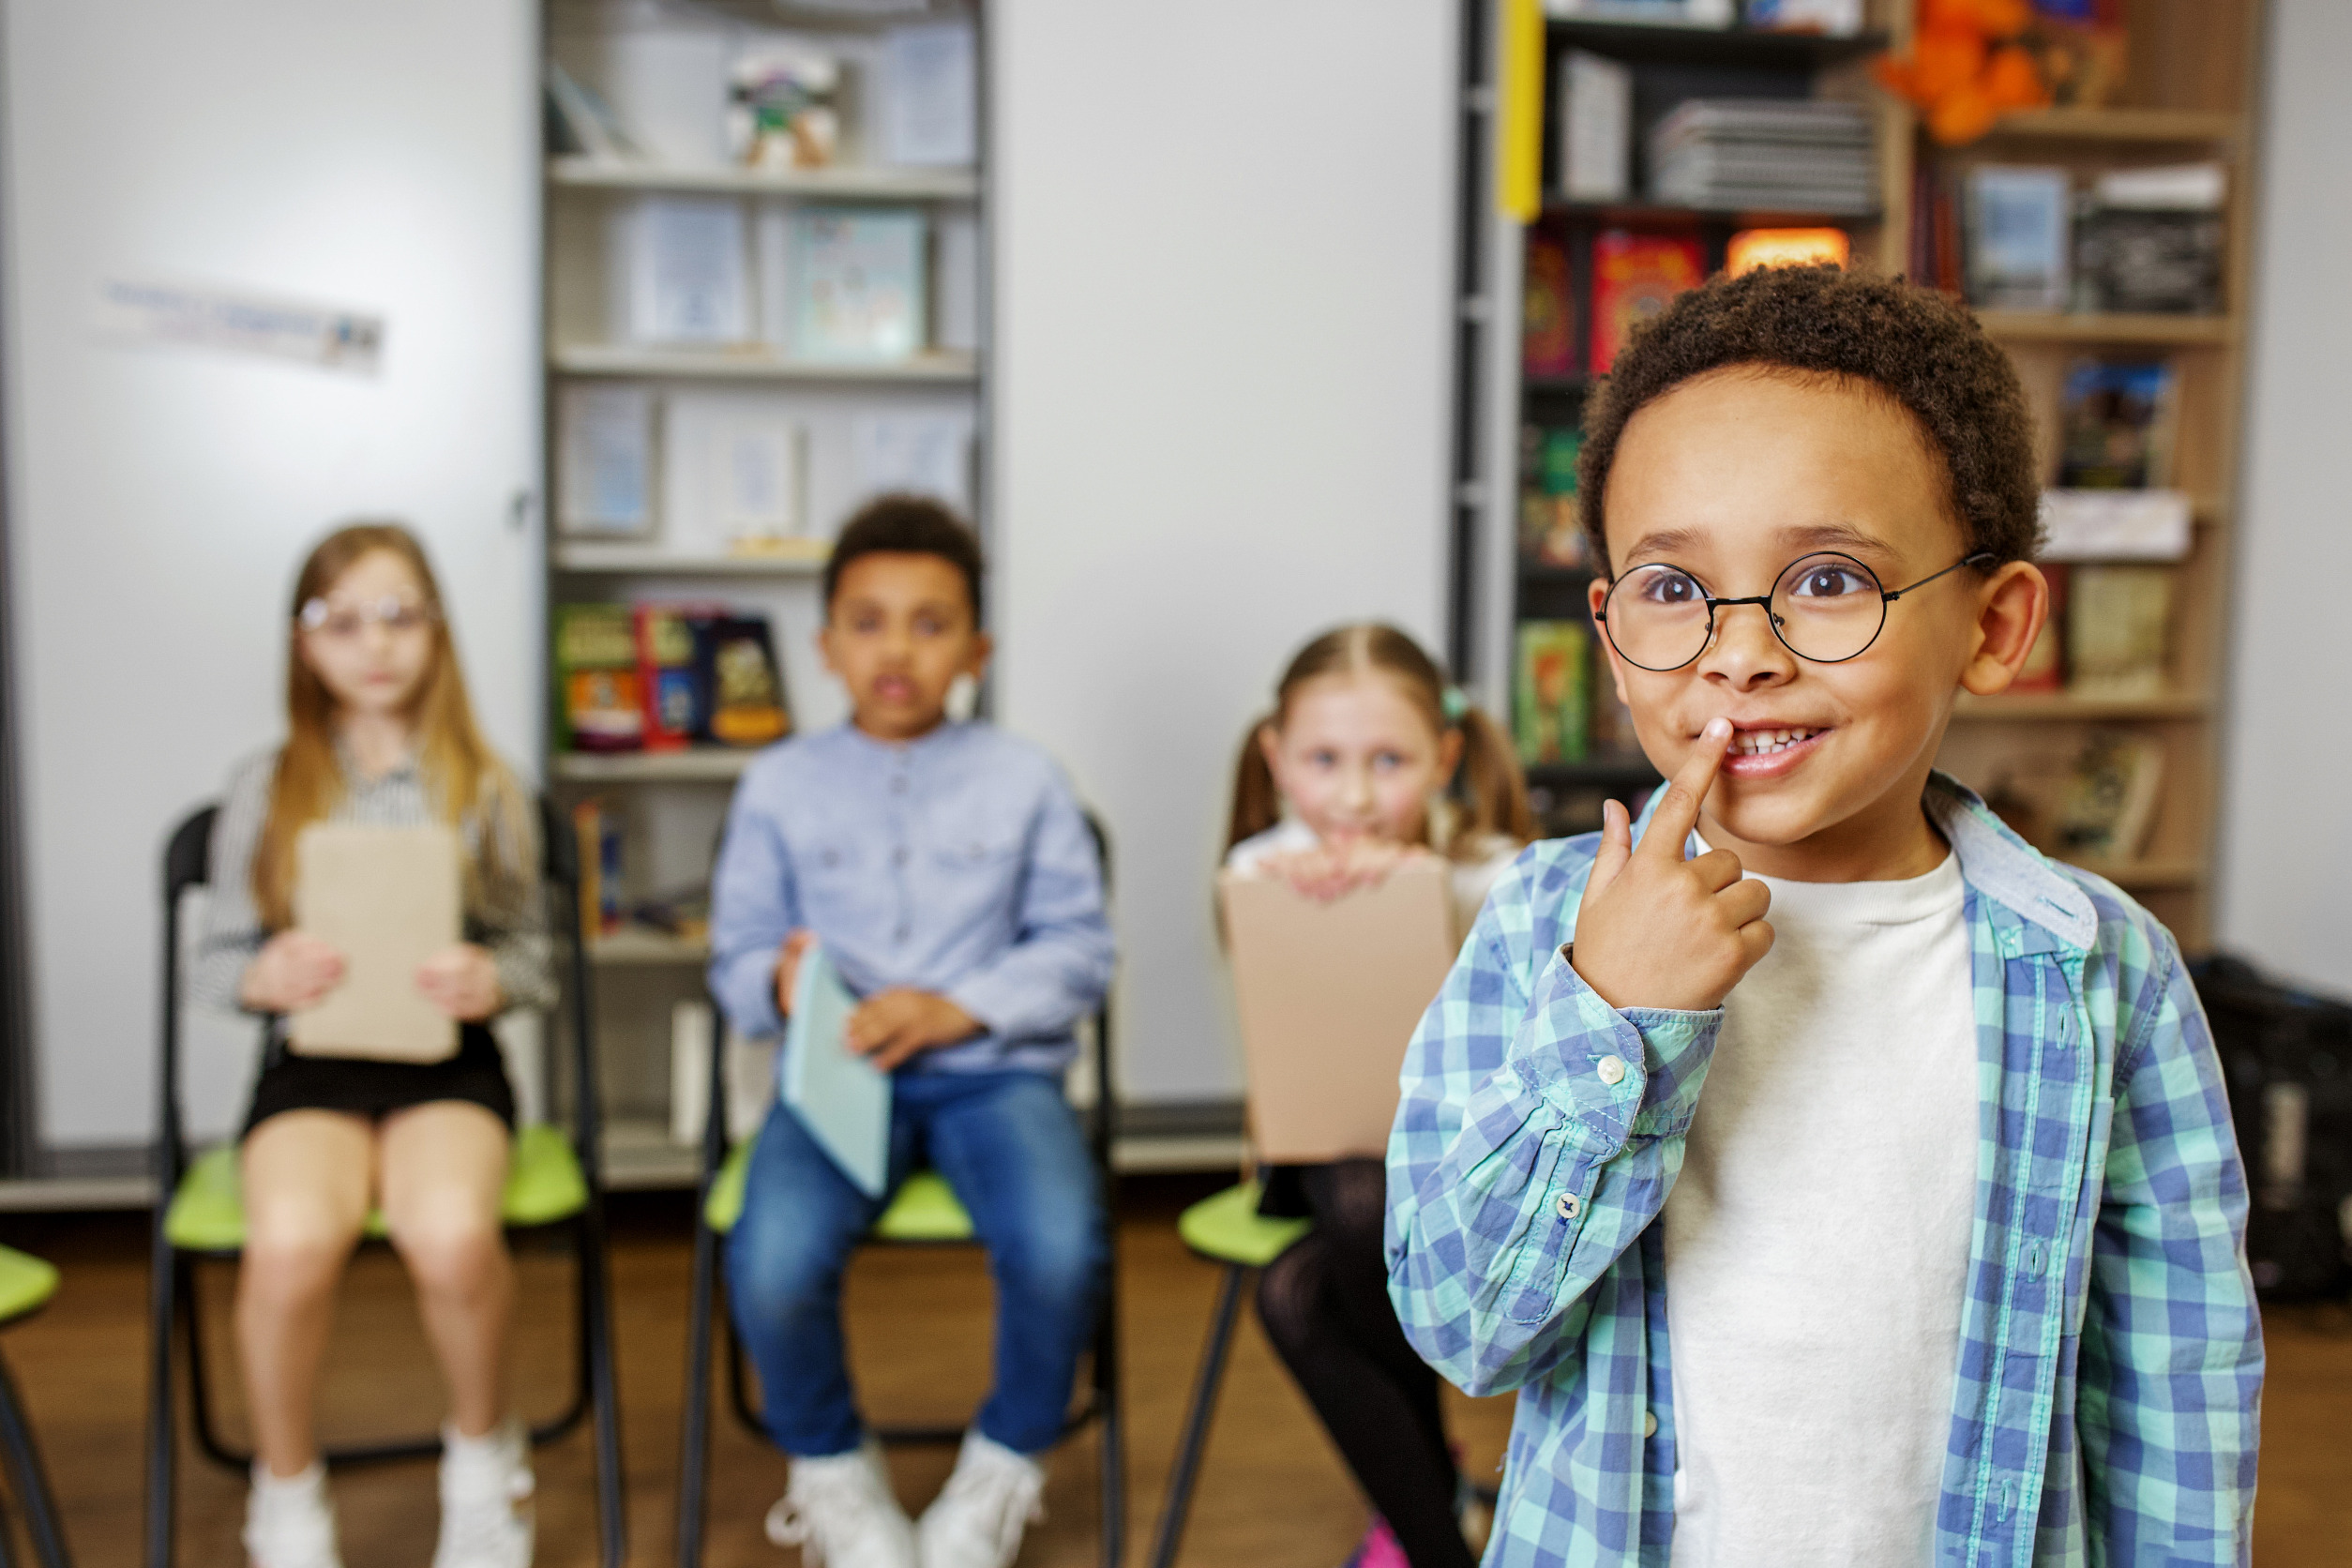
[
  {"xmin": 1586, "ymin": 576, "xmax": 1633, "ymax": 707},
  {"xmin": 965, "ymin": 628, "xmax": 994, "ymax": 678},
  {"xmin": 1959, "ymin": 562, "xmax": 2050, "ymax": 697}
]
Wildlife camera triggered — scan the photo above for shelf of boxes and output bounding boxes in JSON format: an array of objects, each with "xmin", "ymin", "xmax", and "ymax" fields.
[
  {"xmin": 552, "ymin": 542, "xmax": 829, "ymax": 576},
  {"xmin": 1974, "ymin": 311, "xmax": 2239, "ymax": 346},
  {"xmin": 552, "ymin": 749, "xmax": 755, "ymax": 784}
]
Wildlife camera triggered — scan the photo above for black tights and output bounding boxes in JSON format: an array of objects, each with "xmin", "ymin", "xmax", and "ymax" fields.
[{"xmin": 1255, "ymin": 1158, "xmax": 1474, "ymax": 1568}]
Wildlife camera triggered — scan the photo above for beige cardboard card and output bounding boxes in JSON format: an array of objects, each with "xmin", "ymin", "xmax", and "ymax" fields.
[
  {"xmin": 288, "ymin": 822, "xmax": 461, "ymax": 1062},
  {"xmin": 1218, "ymin": 860, "xmax": 1458, "ymax": 1164}
]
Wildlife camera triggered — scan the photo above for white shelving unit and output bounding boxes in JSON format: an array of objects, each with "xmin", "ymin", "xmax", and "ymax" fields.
[{"xmin": 543, "ymin": 0, "xmax": 987, "ymax": 1185}]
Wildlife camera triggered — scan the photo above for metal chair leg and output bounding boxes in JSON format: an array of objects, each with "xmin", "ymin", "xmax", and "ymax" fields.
[
  {"xmin": 1094, "ymin": 1244, "xmax": 1124, "ymax": 1568},
  {"xmin": 675, "ymin": 1211, "xmax": 722, "ymax": 1568},
  {"xmin": 1144, "ymin": 1263, "xmax": 1250, "ymax": 1568},
  {"xmin": 0, "ymin": 1355, "xmax": 71, "ymax": 1568},
  {"xmin": 573, "ymin": 1207, "xmax": 626, "ymax": 1568},
  {"xmin": 143, "ymin": 1218, "xmax": 180, "ymax": 1568}
]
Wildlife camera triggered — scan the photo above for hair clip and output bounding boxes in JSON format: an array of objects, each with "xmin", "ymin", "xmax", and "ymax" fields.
[{"xmin": 1440, "ymin": 685, "xmax": 1469, "ymax": 722}]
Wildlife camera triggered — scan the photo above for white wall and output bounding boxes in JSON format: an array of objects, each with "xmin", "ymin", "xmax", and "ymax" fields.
[
  {"xmin": 991, "ymin": 2, "xmax": 1457, "ymax": 1102},
  {"xmin": 2214, "ymin": 0, "xmax": 2352, "ymax": 996},
  {"xmin": 2, "ymin": 0, "xmax": 542, "ymax": 1148}
]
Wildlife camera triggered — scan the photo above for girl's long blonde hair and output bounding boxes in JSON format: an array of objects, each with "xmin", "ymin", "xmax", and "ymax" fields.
[
  {"xmin": 1226, "ymin": 623, "xmax": 1533, "ymax": 858},
  {"xmin": 251, "ymin": 522, "xmax": 531, "ymax": 930}
]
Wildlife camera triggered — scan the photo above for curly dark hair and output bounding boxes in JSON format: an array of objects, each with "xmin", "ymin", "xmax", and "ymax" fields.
[
  {"xmin": 824, "ymin": 492, "xmax": 985, "ymax": 619},
  {"xmin": 1574, "ymin": 264, "xmax": 2041, "ymax": 574}
]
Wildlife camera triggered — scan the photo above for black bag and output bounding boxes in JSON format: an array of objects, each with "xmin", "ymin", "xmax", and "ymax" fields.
[{"xmin": 2193, "ymin": 955, "xmax": 2352, "ymax": 1301}]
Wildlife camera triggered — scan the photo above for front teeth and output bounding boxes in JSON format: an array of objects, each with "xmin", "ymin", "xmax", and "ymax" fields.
[{"xmin": 1728, "ymin": 727, "xmax": 1820, "ymax": 757}]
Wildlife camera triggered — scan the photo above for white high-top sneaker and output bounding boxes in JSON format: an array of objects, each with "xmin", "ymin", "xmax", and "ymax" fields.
[
  {"xmin": 432, "ymin": 1418, "xmax": 535, "ymax": 1568},
  {"xmin": 915, "ymin": 1432, "xmax": 1046, "ymax": 1568},
  {"xmin": 244, "ymin": 1460, "xmax": 342, "ymax": 1568},
  {"xmin": 765, "ymin": 1438, "xmax": 918, "ymax": 1568}
]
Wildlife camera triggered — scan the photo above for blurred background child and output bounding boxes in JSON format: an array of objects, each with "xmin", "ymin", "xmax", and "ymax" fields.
[
  {"xmin": 1222, "ymin": 623, "xmax": 1530, "ymax": 1568},
  {"xmin": 192, "ymin": 523, "xmax": 550, "ymax": 1568}
]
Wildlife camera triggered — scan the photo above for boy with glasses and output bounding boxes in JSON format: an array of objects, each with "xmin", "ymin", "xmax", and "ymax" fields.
[{"xmin": 1387, "ymin": 265, "xmax": 2259, "ymax": 1566}]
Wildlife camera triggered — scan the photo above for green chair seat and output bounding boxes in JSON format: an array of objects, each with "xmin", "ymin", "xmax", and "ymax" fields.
[
  {"xmin": 0, "ymin": 1245, "xmax": 59, "ymax": 1327},
  {"xmin": 703, "ymin": 1139, "xmax": 973, "ymax": 1243},
  {"xmin": 163, "ymin": 1123, "xmax": 587, "ymax": 1254},
  {"xmin": 1178, "ymin": 1180, "xmax": 1310, "ymax": 1268}
]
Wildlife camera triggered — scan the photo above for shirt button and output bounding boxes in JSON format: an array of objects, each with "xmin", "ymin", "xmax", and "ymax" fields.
[
  {"xmin": 1643, "ymin": 1411, "xmax": 1658, "ymax": 1438},
  {"xmin": 1554, "ymin": 1191, "xmax": 1580, "ymax": 1220},
  {"xmin": 1595, "ymin": 1055, "xmax": 1626, "ymax": 1086},
  {"xmin": 893, "ymin": 923, "xmax": 910, "ymax": 944}
]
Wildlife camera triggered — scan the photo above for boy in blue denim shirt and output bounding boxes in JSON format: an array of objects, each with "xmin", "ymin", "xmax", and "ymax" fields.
[
  {"xmin": 708, "ymin": 497, "xmax": 1114, "ymax": 1568},
  {"xmin": 1387, "ymin": 268, "xmax": 2260, "ymax": 1565}
]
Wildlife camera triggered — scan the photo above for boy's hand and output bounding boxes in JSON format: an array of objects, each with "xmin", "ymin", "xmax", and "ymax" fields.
[
  {"xmin": 240, "ymin": 931, "xmax": 345, "ymax": 1013},
  {"xmin": 845, "ymin": 989, "xmax": 981, "ymax": 1071},
  {"xmin": 416, "ymin": 942, "xmax": 503, "ymax": 1021},
  {"xmin": 773, "ymin": 929, "xmax": 817, "ymax": 1017},
  {"xmin": 1570, "ymin": 717, "xmax": 1773, "ymax": 1012}
]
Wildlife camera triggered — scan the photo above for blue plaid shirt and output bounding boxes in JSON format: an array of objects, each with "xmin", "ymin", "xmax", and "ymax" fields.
[{"xmin": 1386, "ymin": 773, "xmax": 2261, "ymax": 1566}]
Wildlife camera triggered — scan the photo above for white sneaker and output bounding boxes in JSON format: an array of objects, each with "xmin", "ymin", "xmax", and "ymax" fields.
[
  {"xmin": 916, "ymin": 1432, "xmax": 1046, "ymax": 1568},
  {"xmin": 245, "ymin": 1461, "xmax": 342, "ymax": 1568},
  {"xmin": 433, "ymin": 1418, "xmax": 535, "ymax": 1568},
  {"xmin": 765, "ymin": 1438, "xmax": 917, "ymax": 1568}
]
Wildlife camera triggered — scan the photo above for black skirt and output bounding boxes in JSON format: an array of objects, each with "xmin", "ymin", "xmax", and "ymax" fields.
[{"xmin": 241, "ymin": 1021, "xmax": 516, "ymax": 1138}]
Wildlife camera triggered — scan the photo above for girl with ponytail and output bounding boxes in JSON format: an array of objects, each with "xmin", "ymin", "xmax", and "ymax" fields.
[{"xmin": 1221, "ymin": 623, "xmax": 1531, "ymax": 1568}]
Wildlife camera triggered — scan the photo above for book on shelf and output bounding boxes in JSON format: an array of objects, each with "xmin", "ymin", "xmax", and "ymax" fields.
[
  {"xmin": 852, "ymin": 412, "xmax": 973, "ymax": 514},
  {"xmin": 1544, "ymin": 0, "xmax": 1733, "ymax": 23},
  {"xmin": 2052, "ymin": 731, "xmax": 2164, "ymax": 863},
  {"xmin": 2073, "ymin": 163, "xmax": 2226, "ymax": 316},
  {"xmin": 570, "ymin": 799, "xmax": 627, "ymax": 942},
  {"xmin": 554, "ymin": 604, "xmax": 646, "ymax": 753},
  {"xmin": 1726, "ymin": 227, "xmax": 1850, "ymax": 276},
  {"xmin": 1558, "ymin": 52, "xmax": 1631, "ymax": 204},
  {"xmin": 558, "ymin": 385, "xmax": 657, "ymax": 539},
  {"xmin": 1649, "ymin": 100, "xmax": 1876, "ymax": 214},
  {"xmin": 878, "ymin": 21, "xmax": 977, "ymax": 168},
  {"xmin": 634, "ymin": 603, "xmax": 710, "ymax": 752},
  {"xmin": 787, "ymin": 207, "xmax": 927, "ymax": 362},
  {"xmin": 1590, "ymin": 230, "xmax": 1703, "ymax": 374},
  {"xmin": 702, "ymin": 614, "xmax": 792, "ymax": 747},
  {"xmin": 2065, "ymin": 565, "xmax": 2172, "ymax": 699},
  {"xmin": 1515, "ymin": 621, "xmax": 1592, "ymax": 765},
  {"xmin": 727, "ymin": 45, "xmax": 842, "ymax": 172},
  {"xmin": 544, "ymin": 62, "xmax": 643, "ymax": 162},
  {"xmin": 613, "ymin": 196, "xmax": 751, "ymax": 345},
  {"xmin": 2040, "ymin": 490, "xmax": 2192, "ymax": 562},
  {"xmin": 1744, "ymin": 0, "xmax": 1863, "ymax": 33},
  {"xmin": 1523, "ymin": 230, "xmax": 1576, "ymax": 378},
  {"xmin": 1518, "ymin": 425, "xmax": 1587, "ymax": 567},
  {"xmin": 2056, "ymin": 357, "xmax": 2178, "ymax": 489},
  {"xmin": 1964, "ymin": 166, "xmax": 2071, "ymax": 311}
]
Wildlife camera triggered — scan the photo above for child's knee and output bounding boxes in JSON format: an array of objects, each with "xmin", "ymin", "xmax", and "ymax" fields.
[
  {"xmin": 726, "ymin": 1219, "xmax": 849, "ymax": 1321},
  {"xmin": 241, "ymin": 1201, "xmax": 361, "ymax": 1291},
  {"xmin": 992, "ymin": 1211, "xmax": 1106, "ymax": 1313},
  {"xmin": 388, "ymin": 1204, "xmax": 506, "ymax": 1297}
]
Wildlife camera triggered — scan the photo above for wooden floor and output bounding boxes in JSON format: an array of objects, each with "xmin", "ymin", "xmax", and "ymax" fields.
[{"xmin": 1, "ymin": 1179, "xmax": 2346, "ymax": 1567}]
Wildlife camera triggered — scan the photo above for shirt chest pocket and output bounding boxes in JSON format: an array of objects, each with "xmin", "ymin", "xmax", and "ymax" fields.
[
  {"xmin": 791, "ymin": 834, "xmax": 886, "ymax": 928},
  {"xmin": 925, "ymin": 827, "xmax": 1025, "ymax": 926}
]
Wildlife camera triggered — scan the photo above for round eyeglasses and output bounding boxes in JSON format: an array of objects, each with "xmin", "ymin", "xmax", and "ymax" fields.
[
  {"xmin": 1595, "ymin": 550, "xmax": 1994, "ymax": 671},
  {"xmin": 297, "ymin": 595, "xmax": 439, "ymax": 640}
]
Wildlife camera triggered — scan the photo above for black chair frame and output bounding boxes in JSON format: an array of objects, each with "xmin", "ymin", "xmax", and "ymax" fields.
[
  {"xmin": 143, "ymin": 799, "xmax": 626, "ymax": 1568},
  {"xmin": 675, "ymin": 819, "xmax": 1124, "ymax": 1568},
  {"xmin": 0, "ymin": 1296, "xmax": 74, "ymax": 1568}
]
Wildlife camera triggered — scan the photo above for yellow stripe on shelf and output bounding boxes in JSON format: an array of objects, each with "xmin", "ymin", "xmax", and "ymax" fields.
[{"xmin": 1499, "ymin": 0, "xmax": 1545, "ymax": 222}]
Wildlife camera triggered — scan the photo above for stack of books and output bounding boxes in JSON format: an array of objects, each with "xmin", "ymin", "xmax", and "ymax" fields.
[{"xmin": 1649, "ymin": 100, "xmax": 1876, "ymax": 214}]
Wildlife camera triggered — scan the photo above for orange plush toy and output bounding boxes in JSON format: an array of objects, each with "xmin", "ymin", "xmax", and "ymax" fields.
[{"xmin": 1876, "ymin": 0, "xmax": 2052, "ymax": 145}]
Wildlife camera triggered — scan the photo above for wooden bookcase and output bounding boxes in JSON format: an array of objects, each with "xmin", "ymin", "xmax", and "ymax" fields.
[
  {"xmin": 1463, "ymin": 0, "xmax": 2261, "ymax": 951},
  {"xmin": 539, "ymin": 0, "xmax": 987, "ymax": 1184}
]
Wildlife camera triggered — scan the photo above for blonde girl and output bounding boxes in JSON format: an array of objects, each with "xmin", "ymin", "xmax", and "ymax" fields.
[
  {"xmin": 1222, "ymin": 623, "xmax": 1531, "ymax": 1568},
  {"xmin": 190, "ymin": 523, "xmax": 550, "ymax": 1568}
]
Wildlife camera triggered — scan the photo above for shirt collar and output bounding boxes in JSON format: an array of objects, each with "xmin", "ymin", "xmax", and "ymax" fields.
[
  {"xmin": 835, "ymin": 717, "xmax": 967, "ymax": 761},
  {"xmin": 1627, "ymin": 767, "xmax": 2096, "ymax": 955},
  {"xmin": 333, "ymin": 732, "xmax": 421, "ymax": 784}
]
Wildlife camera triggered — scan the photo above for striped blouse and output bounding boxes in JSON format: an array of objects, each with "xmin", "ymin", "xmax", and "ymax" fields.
[{"xmin": 189, "ymin": 744, "xmax": 556, "ymax": 1016}]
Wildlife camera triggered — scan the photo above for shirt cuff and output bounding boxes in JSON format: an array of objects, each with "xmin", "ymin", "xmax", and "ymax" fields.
[{"xmin": 1507, "ymin": 945, "xmax": 1723, "ymax": 1146}]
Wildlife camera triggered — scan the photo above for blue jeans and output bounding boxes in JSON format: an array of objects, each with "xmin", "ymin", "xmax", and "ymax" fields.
[{"xmin": 726, "ymin": 1070, "xmax": 1108, "ymax": 1457}]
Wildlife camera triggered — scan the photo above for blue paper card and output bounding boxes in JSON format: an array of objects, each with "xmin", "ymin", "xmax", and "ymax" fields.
[{"xmin": 782, "ymin": 947, "xmax": 892, "ymax": 1197}]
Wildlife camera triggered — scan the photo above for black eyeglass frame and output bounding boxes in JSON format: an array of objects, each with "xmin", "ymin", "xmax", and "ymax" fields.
[{"xmin": 1594, "ymin": 550, "xmax": 1998, "ymax": 672}]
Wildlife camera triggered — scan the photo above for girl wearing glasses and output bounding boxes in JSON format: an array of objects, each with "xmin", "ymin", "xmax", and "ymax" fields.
[{"xmin": 190, "ymin": 522, "xmax": 548, "ymax": 1568}]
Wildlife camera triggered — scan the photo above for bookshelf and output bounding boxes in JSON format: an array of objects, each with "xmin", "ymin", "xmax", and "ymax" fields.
[
  {"xmin": 1463, "ymin": 0, "xmax": 2262, "ymax": 950},
  {"xmin": 540, "ymin": 0, "xmax": 987, "ymax": 1181}
]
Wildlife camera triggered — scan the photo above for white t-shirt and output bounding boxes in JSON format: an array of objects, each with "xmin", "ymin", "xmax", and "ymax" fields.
[
  {"xmin": 1224, "ymin": 818, "xmax": 1520, "ymax": 941},
  {"xmin": 1663, "ymin": 847, "xmax": 1975, "ymax": 1568}
]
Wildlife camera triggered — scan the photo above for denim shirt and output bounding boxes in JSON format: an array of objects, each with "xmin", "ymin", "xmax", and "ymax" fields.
[
  {"xmin": 1385, "ymin": 773, "xmax": 2261, "ymax": 1567},
  {"xmin": 707, "ymin": 721, "xmax": 1114, "ymax": 1075}
]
